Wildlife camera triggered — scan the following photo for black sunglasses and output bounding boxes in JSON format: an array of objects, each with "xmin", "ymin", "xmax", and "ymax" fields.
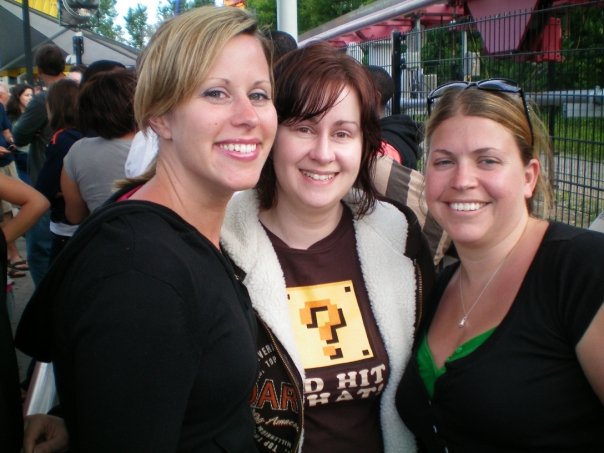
[{"xmin": 427, "ymin": 78, "xmax": 534, "ymax": 146}]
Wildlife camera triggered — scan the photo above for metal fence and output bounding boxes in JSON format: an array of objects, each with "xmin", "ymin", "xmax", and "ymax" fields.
[{"xmin": 347, "ymin": 0, "xmax": 604, "ymax": 228}]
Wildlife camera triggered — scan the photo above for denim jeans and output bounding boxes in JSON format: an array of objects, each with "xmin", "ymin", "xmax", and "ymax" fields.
[{"xmin": 25, "ymin": 210, "xmax": 52, "ymax": 287}]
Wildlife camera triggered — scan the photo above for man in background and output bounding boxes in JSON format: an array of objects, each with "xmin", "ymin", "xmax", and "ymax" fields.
[{"xmin": 13, "ymin": 44, "xmax": 66, "ymax": 286}]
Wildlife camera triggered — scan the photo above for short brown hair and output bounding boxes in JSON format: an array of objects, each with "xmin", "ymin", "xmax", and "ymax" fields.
[
  {"xmin": 35, "ymin": 44, "xmax": 65, "ymax": 77},
  {"xmin": 256, "ymin": 41, "xmax": 382, "ymax": 218},
  {"xmin": 78, "ymin": 69, "xmax": 137, "ymax": 139}
]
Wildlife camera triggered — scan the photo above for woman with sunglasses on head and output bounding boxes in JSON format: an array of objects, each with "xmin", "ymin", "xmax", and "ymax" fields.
[
  {"xmin": 396, "ymin": 79, "xmax": 604, "ymax": 451},
  {"xmin": 221, "ymin": 41, "xmax": 434, "ymax": 453},
  {"xmin": 16, "ymin": 6, "xmax": 277, "ymax": 452}
]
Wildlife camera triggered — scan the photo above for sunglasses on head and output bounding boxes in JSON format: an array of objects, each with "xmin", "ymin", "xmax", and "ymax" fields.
[{"xmin": 427, "ymin": 78, "xmax": 534, "ymax": 145}]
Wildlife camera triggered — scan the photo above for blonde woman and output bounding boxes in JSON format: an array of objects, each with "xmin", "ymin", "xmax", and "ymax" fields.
[{"xmin": 17, "ymin": 6, "xmax": 277, "ymax": 452}]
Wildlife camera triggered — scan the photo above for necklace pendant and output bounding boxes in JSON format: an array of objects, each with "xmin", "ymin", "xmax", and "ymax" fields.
[{"xmin": 458, "ymin": 316, "xmax": 467, "ymax": 328}]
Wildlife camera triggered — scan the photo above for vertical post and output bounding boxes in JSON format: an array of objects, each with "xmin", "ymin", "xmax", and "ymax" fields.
[
  {"xmin": 277, "ymin": 0, "xmax": 298, "ymax": 41},
  {"xmin": 73, "ymin": 32, "xmax": 84, "ymax": 65},
  {"xmin": 391, "ymin": 31, "xmax": 402, "ymax": 115},
  {"xmin": 22, "ymin": 0, "xmax": 34, "ymax": 84}
]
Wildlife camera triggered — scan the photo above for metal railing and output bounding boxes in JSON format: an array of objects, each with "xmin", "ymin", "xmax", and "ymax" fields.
[{"xmin": 347, "ymin": 1, "xmax": 604, "ymax": 227}]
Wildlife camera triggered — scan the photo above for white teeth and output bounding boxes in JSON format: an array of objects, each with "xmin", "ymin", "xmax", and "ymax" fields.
[
  {"xmin": 220, "ymin": 143, "xmax": 256, "ymax": 154},
  {"xmin": 302, "ymin": 171, "xmax": 334, "ymax": 181},
  {"xmin": 450, "ymin": 202, "xmax": 485, "ymax": 211}
]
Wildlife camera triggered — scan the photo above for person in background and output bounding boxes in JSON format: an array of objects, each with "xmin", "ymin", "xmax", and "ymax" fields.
[
  {"xmin": 13, "ymin": 44, "xmax": 65, "ymax": 286},
  {"xmin": 66, "ymin": 64, "xmax": 86, "ymax": 84},
  {"xmin": 35, "ymin": 79, "xmax": 82, "ymax": 261},
  {"xmin": 396, "ymin": 79, "xmax": 604, "ymax": 451},
  {"xmin": 17, "ymin": 5, "xmax": 277, "ymax": 452},
  {"xmin": 60, "ymin": 69, "xmax": 136, "ymax": 224},
  {"xmin": 6, "ymin": 83, "xmax": 34, "ymax": 123},
  {"xmin": 267, "ymin": 30, "xmax": 298, "ymax": 62},
  {"xmin": 6, "ymin": 82, "xmax": 34, "ymax": 183},
  {"xmin": 365, "ymin": 65, "xmax": 449, "ymax": 266},
  {"xmin": 221, "ymin": 41, "xmax": 434, "ymax": 453},
  {"xmin": 80, "ymin": 59, "xmax": 125, "ymax": 87},
  {"xmin": 365, "ymin": 65, "xmax": 422, "ymax": 170},
  {"xmin": 0, "ymin": 173, "xmax": 49, "ymax": 453},
  {"xmin": 0, "ymin": 84, "xmax": 30, "ymax": 278}
]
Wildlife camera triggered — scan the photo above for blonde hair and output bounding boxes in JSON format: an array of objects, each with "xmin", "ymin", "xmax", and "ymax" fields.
[
  {"xmin": 134, "ymin": 6, "xmax": 271, "ymax": 132},
  {"xmin": 425, "ymin": 88, "xmax": 554, "ymax": 218}
]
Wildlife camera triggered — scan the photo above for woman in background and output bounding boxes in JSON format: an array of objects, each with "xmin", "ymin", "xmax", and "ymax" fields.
[
  {"xmin": 396, "ymin": 79, "xmax": 604, "ymax": 451},
  {"xmin": 60, "ymin": 69, "xmax": 136, "ymax": 224},
  {"xmin": 34, "ymin": 78, "xmax": 82, "ymax": 261},
  {"xmin": 6, "ymin": 83, "xmax": 34, "ymax": 183}
]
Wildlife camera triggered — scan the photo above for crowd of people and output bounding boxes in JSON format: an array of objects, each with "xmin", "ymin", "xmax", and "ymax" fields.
[{"xmin": 0, "ymin": 4, "xmax": 602, "ymax": 453}]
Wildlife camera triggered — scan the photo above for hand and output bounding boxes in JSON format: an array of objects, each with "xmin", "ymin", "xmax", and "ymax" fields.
[
  {"xmin": 23, "ymin": 414, "xmax": 69, "ymax": 453},
  {"xmin": 0, "ymin": 146, "xmax": 9, "ymax": 155}
]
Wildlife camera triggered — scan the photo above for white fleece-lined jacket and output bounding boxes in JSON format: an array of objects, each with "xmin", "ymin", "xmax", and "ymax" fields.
[{"xmin": 221, "ymin": 189, "xmax": 420, "ymax": 452}]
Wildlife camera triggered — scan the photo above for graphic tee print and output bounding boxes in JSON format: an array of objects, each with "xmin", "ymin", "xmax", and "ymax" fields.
[
  {"xmin": 264, "ymin": 206, "xmax": 390, "ymax": 452},
  {"xmin": 288, "ymin": 280, "xmax": 374, "ymax": 367}
]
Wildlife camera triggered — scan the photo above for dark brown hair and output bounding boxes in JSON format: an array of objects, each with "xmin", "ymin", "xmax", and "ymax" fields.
[
  {"xmin": 256, "ymin": 41, "xmax": 382, "ymax": 217},
  {"xmin": 46, "ymin": 78, "xmax": 79, "ymax": 131},
  {"xmin": 35, "ymin": 44, "xmax": 66, "ymax": 77},
  {"xmin": 78, "ymin": 68, "xmax": 137, "ymax": 139}
]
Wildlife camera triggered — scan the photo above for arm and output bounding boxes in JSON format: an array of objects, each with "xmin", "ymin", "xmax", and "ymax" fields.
[
  {"xmin": 0, "ymin": 173, "xmax": 49, "ymax": 242},
  {"xmin": 63, "ymin": 272, "xmax": 200, "ymax": 452},
  {"xmin": 60, "ymin": 167, "xmax": 89, "ymax": 224},
  {"xmin": 577, "ymin": 302, "xmax": 604, "ymax": 403},
  {"xmin": 12, "ymin": 94, "xmax": 47, "ymax": 147}
]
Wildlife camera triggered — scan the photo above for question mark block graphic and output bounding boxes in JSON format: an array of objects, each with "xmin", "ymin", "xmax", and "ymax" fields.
[{"xmin": 287, "ymin": 280, "xmax": 374, "ymax": 369}]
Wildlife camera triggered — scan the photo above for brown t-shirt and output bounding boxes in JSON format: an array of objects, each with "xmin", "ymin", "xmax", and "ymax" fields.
[{"xmin": 265, "ymin": 206, "xmax": 389, "ymax": 453}]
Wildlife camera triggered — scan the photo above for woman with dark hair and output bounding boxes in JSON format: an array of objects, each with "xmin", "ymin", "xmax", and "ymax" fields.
[
  {"xmin": 6, "ymin": 83, "xmax": 34, "ymax": 123},
  {"xmin": 6, "ymin": 83, "xmax": 33, "ymax": 184},
  {"xmin": 34, "ymin": 78, "xmax": 82, "ymax": 260},
  {"xmin": 221, "ymin": 41, "xmax": 433, "ymax": 452},
  {"xmin": 60, "ymin": 68, "xmax": 137, "ymax": 224}
]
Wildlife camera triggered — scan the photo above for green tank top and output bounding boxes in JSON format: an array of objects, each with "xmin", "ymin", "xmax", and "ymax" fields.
[{"xmin": 417, "ymin": 328, "xmax": 495, "ymax": 398}]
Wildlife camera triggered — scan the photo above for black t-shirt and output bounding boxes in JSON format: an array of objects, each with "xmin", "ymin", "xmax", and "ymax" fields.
[{"xmin": 396, "ymin": 222, "xmax": 604, "ymax": 452}]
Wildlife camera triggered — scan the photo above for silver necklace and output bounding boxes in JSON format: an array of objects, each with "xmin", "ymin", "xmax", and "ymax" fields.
[{"xmin": 457, "ymin": 254, "xmax": 509, "ymax": 328}]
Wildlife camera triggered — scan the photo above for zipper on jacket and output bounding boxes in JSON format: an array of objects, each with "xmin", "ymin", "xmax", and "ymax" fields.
[
  {"xmin": 259, "ymin": 316, "xmax": 305, "ymax": 453},
  {"xmin": 414, "ymin": 259, "xmax": 424, "ymax": 334}
]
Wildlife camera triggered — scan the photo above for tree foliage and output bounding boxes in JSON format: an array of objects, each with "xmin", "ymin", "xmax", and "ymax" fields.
[
  {"xmin": 87, "ymin": 0, "xmax": 122, "ymax": 41},
  {"xmin": 245, "ymin": 0, "xmax": 277, "ymax": 29},
  {"xmin": 246, "ymin": 0, "xmax": 376, "ymax": 34},
  {"xmin": 299, "ymin": 0, "xmax": 374, "ymax": 33},
  {"xmin": 124, "ymin": 4, "xmax": 150, "ymax": 49},
  {"xmin": 157, "ymin": 0, "xmax": 215, "ymax": 23}
]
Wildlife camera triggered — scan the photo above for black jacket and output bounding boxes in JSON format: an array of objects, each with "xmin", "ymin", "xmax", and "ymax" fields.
[{"xmin": 380, "ymin": 114, "xmax": 423, "ymax": 170}]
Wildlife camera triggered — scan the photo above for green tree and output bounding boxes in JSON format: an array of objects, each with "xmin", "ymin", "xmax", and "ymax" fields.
[
  {"xmin": 299, "ymin": 0, "xmax": 375, "ymax": 33},
  {"xmin": 245, "ymin": 0, "xmax": 277, "ymax": 29},
  {"xmin": 156, "ymin": 0, "xmax": 214, "ymax": 24},
  {"xmin": 124, "ymin": 4, "xmax": 150, "ymax": 49},
  {"xmin": 246, "ymin": 0, "xmax": 376, "ymax": 34},
  {"xmin": 87, "ymin": 0, "xmax": 122, "ymax": 41}
]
